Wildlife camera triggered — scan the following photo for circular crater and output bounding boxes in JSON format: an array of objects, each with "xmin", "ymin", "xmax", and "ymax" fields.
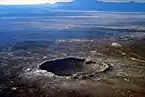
[
  {"xmin": 39, "ymin": 57, "xmax": 85, "ymax": 76},
  {"xmin": 39, "ymin": 57, "xmax": 110, "ymax": 77}
]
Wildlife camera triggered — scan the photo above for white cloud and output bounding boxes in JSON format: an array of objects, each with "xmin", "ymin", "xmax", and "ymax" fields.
[
  {"xmin": 100, "ymin": 0, "xmax": 145, "ymax": 2},
  {"xmin": 0, "ymin": 0, "xmax": 73, "ymax": 5}
]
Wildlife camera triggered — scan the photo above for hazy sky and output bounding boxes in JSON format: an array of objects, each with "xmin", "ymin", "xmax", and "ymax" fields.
[
  {"xmin": 0, "ymin": 0, "xmax": 73, "ymax": 5},
  {"xmin": 0, "ymin": 0, "xmax": 145, "ymax": 5}
]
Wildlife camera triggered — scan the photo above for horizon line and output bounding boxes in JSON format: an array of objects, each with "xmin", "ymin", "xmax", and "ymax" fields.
[{"xmin": 0, "ymin": 1, "xmax": 145, "ymax": 6}]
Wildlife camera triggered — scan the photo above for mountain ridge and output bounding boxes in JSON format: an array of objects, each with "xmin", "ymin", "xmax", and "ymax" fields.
[
  {"xmin": 55, "ymin": 0, "xmax": 145, "ymax": 12},
  {"xmin": 0, "ymin": 0, "xmax": 145, "ymax": 12}
]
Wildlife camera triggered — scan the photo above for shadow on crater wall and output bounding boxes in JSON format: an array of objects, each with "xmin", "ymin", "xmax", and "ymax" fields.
[{"xmin": 39, "ymin": 57, "xmax": 85, "ymax": 76}]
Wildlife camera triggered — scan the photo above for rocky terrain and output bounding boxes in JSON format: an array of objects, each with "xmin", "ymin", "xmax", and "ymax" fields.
[{"xmin": 0, "ymin": 38, "xmax": 145, "ymax": 97}]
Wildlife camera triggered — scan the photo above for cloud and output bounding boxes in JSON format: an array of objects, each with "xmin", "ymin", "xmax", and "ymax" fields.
[
  {"xmin": 0, "ymin": 0, "xmax": 73, "ymax": 5},
  {"xmin": 100, "ymin": 0, "xmax": 145, "ymax": 2}
]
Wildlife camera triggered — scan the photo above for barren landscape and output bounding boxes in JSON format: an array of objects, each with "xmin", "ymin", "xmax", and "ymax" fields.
[{"xmin": 0, "ymin": 11, "xmax": 145, "ymax": 97}]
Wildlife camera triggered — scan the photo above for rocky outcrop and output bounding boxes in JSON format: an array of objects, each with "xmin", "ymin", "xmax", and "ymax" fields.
[{"xmin": 110, "ymin": 42, "xmax": 122, "ymax": 48}]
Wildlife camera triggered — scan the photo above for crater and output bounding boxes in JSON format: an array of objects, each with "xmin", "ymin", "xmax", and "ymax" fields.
[
  {"xmin": 39, "ymin": 57, "xmax": 111, "ymax": 77},
  {"xmin": 39, "ymin": 57, "xmax": 85, "ymax": 76}
]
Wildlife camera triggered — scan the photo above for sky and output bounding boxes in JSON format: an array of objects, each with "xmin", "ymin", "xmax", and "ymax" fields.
[
  {"xmin": 0, "ymin": 0, "xmax": 145, "ymax": 5},
  {"xmin": 0, "ymin": 0, "xmax": 73, "ymax": 5}
]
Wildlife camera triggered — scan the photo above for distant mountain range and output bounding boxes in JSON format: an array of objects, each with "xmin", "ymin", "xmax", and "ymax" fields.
[
  {"xmin": 0, "ymin": 0, "xmax": 145, "ymax": 12},
  {"xmin": 54, "ymin": 0, "xmax": 145, "ymax": 12}
]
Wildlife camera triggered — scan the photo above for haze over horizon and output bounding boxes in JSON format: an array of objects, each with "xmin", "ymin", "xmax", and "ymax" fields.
[{"xmin": 0, "ymin": 0, "xmax": 145, "ymax": 5}]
